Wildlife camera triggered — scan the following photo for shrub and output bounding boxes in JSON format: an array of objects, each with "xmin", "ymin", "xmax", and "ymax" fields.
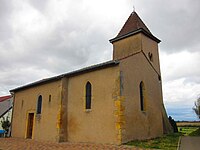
[{"xmin": 169, "ymin": 116, "xmax": 178, "ymax": 132}]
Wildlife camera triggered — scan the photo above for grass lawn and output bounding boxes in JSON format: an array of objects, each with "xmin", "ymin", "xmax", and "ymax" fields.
[
  {"xmin": 126, "ymin": 133, "xmax": 181, "ymax": 150},
  {"xmin": 178, "ymin": 127, "xmax": 200, "ymax": 136},
  {"xmin": 189, "ymin": 127, "xmax": 200, "ymax": 136}
]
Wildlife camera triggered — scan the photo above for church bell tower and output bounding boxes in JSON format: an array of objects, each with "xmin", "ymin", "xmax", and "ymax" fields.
[{"xmin": 110, "ymin": 11, "xmax": 161, "ymax": 75}]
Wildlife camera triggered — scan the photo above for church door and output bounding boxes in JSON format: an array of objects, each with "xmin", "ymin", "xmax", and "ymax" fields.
[{"xmin": 26, "ymin": 113, "xmax": 34, "ymax": 139}]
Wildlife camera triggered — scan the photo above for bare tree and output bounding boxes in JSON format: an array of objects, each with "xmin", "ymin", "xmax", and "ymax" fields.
[{"xmin": 193, "ymin": 96, "xmax": 200, "ymax": 119}]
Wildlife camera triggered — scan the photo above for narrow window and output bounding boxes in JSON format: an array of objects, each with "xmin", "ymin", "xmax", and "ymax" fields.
[
  {"xmin": 49, "ymin": 95, "xmax": 51, "ymax": 103},
  {"xmin": 37, "ymin": 95, "xmax": 42, "ymax": 114},
  {"xmin": 21, "ymin": 100, "xmax": 24, "ymax": 108},
  {"xmin": 158, "ymin": 75, "xmax": 161, "ymax": 81},
  {"xmin": 139, "ymin": 81, "xmax": 145, "ymax": 111},
  {"xmin": 85, "ymin": 82, "xmax": 92, "ymax": 110}
]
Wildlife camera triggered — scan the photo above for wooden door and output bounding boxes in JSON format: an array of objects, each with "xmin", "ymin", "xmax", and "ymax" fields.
[{"xmin": 27, "ymin": 113, "xmax": 34, "ymax": 139}]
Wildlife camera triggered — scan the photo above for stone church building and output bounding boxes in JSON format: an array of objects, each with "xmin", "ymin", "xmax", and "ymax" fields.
[{"xmin": 10, "ymin": 11, "xmax": 172, "ymax": 144}]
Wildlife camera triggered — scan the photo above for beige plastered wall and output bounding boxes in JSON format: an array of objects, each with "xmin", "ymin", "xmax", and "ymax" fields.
[
  {"xmin": 113, "ymin": 33, "xmax": 161, "ymax": 75},
  {"xmin": 67, "ymin": 66, "xmax": 121, "ymax": 144},
  {"xmin": 141, "ymin": 34, "xmax": 172, "ymax": 134},
  {"xmin": 12, "ymin": 80, "xmax": 62, "ymax": 142},
  {"xmin": 141, "ymin": 34, "xmax": 161, "ymax": 74},
  {"xmin": 113, "ymin": 34, "xmax": 142, "ymax": 60},
  {"xmin": 119, "ymin": 52, "xmax": 164, "ymax": 143},
  {"xmin": 112, "ymin": 33, "xmax": 171, "ymax": 143}
]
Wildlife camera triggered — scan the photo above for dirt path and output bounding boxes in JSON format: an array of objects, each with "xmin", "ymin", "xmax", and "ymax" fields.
[
  {"xmin": 179, "ymin": 136, "xmax": 200, "ymax": 150},
  {"xmin": 0, "ymin": 138, "xmax": 144, "ymax": 150}
]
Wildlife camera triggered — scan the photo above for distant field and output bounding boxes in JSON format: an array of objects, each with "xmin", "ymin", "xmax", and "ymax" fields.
[{"xmin": 176, "ymin": 121, "xmax": 200, "ymax": 127}]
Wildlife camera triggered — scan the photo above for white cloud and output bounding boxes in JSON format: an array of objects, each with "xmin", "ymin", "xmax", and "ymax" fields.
[
  {"xmin": 160, "ymin": 51, "xmax": 200, "ymax": 109},
  {"xmin": 160, "ymin": 51, "xmax": 200, "ymax": 82},
  {"xmin": 163, "ymin": 78, "xmax": 200, "ymax": 105}
]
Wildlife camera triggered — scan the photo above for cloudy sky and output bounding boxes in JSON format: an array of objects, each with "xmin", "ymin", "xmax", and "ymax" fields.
[{"xmin": 0, "ymin": 0, "xmax": 199, "ymax": 120}]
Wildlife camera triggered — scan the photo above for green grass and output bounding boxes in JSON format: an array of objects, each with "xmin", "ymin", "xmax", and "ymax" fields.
[
  {"xmin": 178, "ymin": 127, "xmax": 200, "ymax": 136},
  {"xmin": 126, "ymin": 133, "xmax": 180, "ymax": 150},
  {"xmin": 125, "ymin": 127, "xmax": 200, "ymax": 149},
  {"xmin": 189, "ymin": 127, "xmax": 200, "ymax": 136}
]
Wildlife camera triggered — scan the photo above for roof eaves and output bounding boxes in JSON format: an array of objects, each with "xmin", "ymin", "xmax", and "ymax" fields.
[
  {"xmin": 10, "ymin": 60, "xmax": 120, "ymax": 92},
  {"xmin": 109, "ymin": 28, "xmax": 161, "ymax": 43},
  {"xmin": 9, "ymin": 76, "xmax": 62, "ymax": 93}
]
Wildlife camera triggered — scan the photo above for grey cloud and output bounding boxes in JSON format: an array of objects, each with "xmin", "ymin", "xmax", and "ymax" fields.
[
  {"xmin": 0, "ymin": 65, "xmax": 55, "ymax": 91},
  {"xmin": 15, "ymin": 21, "xmax": 109, "ymax": 73},
  {"xmin": 184, "ymin": 76, "xmax": 200, "ymax": 85},
  {"xmin": 0, "ymin": 0, "xmax": 14, "ymax": 41},
  {"xmin": 135, "ymin": 0, "xmax": 200, "ymax": 53},
  {"xmin": 0, "ymin": 0, "xmax": 112, "ymax": 79},
  {"xmin": 28, "ymin": 0, "xmax": 49, "ymax": 12}
]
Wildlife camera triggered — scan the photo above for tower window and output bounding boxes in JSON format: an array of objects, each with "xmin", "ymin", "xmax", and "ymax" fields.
[
  {"xmin": 148, "ymin": 52, "xmax": 153, "ymax": 62},
  {"xmin": 37, "ymin": 95, "xmax": 42, "ymax": 114},
  {"xmin": 85, "ymin": 82, "xmax": 92, "ymax": 110},
  {"xmin": 139, "ymin": 81, "xmax": 146, "ymax": 111}
]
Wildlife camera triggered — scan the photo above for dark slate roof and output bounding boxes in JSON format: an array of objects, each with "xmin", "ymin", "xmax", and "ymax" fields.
[
  {"xmin": 10, "ymin": 60, "xmax": 119, "ymax": 92},
  {"xmin": 110, "ymin": 11, "xmax": 160, "ymax": 43}
]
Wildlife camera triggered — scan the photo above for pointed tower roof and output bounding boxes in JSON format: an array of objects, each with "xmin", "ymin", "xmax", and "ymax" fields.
[
  {"xmin": 110, "ymin": 11, "xmax": 160, "ymax": 43},
  {"xmin": 117, "ymin": 12, "xmax": 151, "ymax": 37}
]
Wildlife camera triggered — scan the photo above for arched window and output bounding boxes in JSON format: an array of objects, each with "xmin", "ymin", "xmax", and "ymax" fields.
[
  {"xmin": 139, "ymin": 81, "xmax": 145, "ymax": 111},
  {"xmin": 85, "ymin": 82, "xmax": 92, "ymax": 109},
  {"xmin": 37, "ymin": 95, "xmax": 42, "ymax": 114}
]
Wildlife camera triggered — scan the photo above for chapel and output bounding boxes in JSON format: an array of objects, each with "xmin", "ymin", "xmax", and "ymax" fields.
[{"xmin": 10, "ymin": 11, "xmax": 172, "ymax": 144}]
